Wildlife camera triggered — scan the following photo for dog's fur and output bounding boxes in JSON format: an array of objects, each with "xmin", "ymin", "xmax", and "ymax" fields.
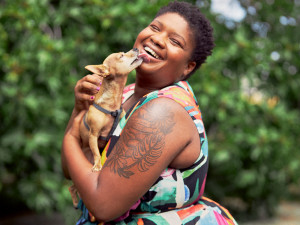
[{"xmin": 69, "ymin": 48, "xmax": 144, "ymax": 207}]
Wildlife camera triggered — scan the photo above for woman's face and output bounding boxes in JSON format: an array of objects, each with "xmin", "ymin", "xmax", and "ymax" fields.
[{"xmin": 133, "ymin": 13, "xmax": 196, "ymax": 87}]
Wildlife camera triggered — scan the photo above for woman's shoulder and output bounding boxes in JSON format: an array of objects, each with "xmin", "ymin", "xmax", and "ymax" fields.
[
  {"xmin": 157, "ymin": 81, "xmax": 199, "ymax": 107},
  {"xmin": 155, "ymin": 82, "xmax": 203, "ymax": 124}
]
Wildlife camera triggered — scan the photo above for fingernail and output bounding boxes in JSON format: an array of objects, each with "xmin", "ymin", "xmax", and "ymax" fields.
[
  {"xmin": 90, "ymin": 96, "xmax": 94, "ymax": 100},
  {"xmin": 100, "ymin": 81, "xmax": 102, "ymax": 85},
  {"xmin": 96, "ymin": 86, "xmax": 100, "ymax": 91}
]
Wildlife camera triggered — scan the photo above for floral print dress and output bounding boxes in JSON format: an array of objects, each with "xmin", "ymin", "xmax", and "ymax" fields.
[{"xmin": 76, "ymin": 81, "xmax": 238, "ymax": 225}]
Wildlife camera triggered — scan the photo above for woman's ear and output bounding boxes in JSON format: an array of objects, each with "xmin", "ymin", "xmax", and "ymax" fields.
[{"xmin": 182, "ymin": 61, "xmax": 196, "ymax": 79}]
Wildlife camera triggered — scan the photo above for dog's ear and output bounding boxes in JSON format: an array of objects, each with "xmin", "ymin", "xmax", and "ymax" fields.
[{"xmin": 85, "ymin": 65, "xmax": 110, "ymax": 77}]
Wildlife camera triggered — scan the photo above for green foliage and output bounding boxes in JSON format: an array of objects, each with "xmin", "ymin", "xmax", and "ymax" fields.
[
  {"xmin": 0, "ymin": 0, "xmax": 170, "ymax": 214},
  {"xmin": 0, "ymin": 0, "xmax": 299, "ymax": 222},
  {"xmin": 193, "ymin": 0, "xmax": 300, "ymax": 220}
]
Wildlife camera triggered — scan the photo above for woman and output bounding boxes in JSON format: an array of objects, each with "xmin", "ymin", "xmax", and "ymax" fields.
[{"xmin": 62, "ymin": 1, "xmax": 238, "ymax": 224}]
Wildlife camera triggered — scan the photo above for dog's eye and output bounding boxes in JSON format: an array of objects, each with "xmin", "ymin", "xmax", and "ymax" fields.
[{"xmin": 119, "ymin": 54, "xmax": 124, "ymax": 59}]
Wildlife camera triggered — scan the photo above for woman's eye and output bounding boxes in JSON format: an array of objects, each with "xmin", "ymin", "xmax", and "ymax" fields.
[
  {"xmin": 150, "ymin": 25, "xmax": 159, "ymax": 31},
  {"xmin": 170, "ymin": 38, "xmax": 182, "ymax": 47}
]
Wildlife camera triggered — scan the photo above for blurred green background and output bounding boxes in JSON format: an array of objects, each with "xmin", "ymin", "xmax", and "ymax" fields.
[{"xmin": 0, "ymin": 0, "xmax": 299, "ymax": 224}]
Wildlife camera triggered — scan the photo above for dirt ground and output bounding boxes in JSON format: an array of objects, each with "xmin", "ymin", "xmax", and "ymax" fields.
[{"xmin": 242, "ymin": 201, "xmax": 300, "ymax": 225}]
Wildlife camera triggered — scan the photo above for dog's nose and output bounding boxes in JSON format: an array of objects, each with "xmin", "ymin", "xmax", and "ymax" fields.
[{"xmin": 133, "ymin": 48, "xmax": 139, "ymax": 53}]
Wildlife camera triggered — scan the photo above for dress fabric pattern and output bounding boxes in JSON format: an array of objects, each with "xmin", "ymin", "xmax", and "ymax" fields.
[{"xmin": 76, "ymin": 81, "xmax": 238, "ymax": 225}]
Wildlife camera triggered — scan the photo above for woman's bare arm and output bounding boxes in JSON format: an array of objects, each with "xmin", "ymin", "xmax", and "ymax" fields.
[{"xmin": 62, "ymin": 97, "xmax": 200, "ymax": 222}]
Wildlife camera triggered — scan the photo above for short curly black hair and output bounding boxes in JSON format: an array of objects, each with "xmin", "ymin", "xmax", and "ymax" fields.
[{"xmin": 155, "ymin": 1, "xmax": 215, "ymax": 78}]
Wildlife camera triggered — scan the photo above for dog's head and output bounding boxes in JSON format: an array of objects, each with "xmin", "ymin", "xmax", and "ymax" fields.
[{"xmin": 85, "ymin": 48, "xmax": 144, "ymax": 78}]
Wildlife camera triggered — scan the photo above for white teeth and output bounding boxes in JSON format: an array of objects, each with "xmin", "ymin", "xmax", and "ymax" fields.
[{"xmin": 144, "ymin": 46, "xmax": 161, "ymax": 59}]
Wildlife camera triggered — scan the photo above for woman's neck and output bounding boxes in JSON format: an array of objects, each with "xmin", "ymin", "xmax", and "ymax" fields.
[
  {"xmin": 132, "ymin": 74, "xmax": 158, "ymax": 97},
  {"xmin": 122, "ymin": 77, "xmax": 158, "ymax": 112}
]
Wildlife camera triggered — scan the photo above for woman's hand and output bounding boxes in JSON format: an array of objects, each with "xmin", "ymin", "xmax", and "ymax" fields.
[{"xmin": 74, "ymin": 74, "xmax": 103, "ymax": 112}]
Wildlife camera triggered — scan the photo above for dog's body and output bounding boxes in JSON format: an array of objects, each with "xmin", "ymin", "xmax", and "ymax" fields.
[{"xmin": 69, "ymin": 48, "xmax": 147, "ymax": 207}]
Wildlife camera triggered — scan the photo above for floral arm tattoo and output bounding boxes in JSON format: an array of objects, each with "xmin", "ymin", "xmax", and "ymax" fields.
[{"xmin": 104, "ymin": 102, "xmax": 175, "ymax": 178}]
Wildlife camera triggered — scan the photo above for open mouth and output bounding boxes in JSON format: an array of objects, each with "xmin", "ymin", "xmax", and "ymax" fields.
[
  {"xmin": 130, "ymin": 53, "xmax": 150, "ymax": 65},
  {"xmin": 144, "ymin": 46, "xmax": 162, "ymax": 60}
]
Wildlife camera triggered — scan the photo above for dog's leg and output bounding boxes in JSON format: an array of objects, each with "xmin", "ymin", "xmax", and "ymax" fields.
[
  {"xmin": 69, "ymin": 184, "xmax": 79, "ymax": 208},
  {"xmin": 89, "ymin": 133, "xmax": 102, "ymax": 172}
]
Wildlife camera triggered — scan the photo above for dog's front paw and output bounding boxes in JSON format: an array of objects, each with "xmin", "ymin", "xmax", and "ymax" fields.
[{"xmin": 92, "ymin": 163, "xmax": 102, "ymax": 172}]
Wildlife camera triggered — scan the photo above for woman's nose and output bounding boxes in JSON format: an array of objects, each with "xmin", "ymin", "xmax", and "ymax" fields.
[{"xmin": 151, "ymin": 33, "xmax": 165, "ymax": 49}]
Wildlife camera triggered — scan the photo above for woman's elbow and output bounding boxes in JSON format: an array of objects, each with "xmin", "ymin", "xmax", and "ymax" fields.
[
  {"xmin": 91, "ymin": 204, "xmax": 125, "ymax": 222},
  {"xmin": 94, "ymin": 210, "xmax": 121, "ymax": 222}
]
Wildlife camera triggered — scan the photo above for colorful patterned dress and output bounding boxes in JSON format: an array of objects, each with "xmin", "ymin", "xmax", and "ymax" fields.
[{"xmin": 76, "ymin": 81, "xmax": 238, "ymax": 225}]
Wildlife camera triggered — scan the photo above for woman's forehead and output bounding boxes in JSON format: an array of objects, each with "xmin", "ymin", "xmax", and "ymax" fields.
[
  {"xmin": 154, "ymin": 13, "xmax": 189, "ymax": 30},
  {"xmin": 153, "ymin": 13, "xmax": 194, "ymax": 47}
]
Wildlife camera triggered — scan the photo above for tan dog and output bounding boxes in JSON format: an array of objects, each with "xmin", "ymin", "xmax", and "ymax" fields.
[{"xmin": 69, "ymin": 48, "xmax": 148, "ymax": 207}]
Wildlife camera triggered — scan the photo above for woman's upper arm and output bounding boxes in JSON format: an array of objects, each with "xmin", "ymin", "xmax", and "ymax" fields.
[{"xmin": 88, "ymin": 97, "xmax": 195, "ymax": 221}]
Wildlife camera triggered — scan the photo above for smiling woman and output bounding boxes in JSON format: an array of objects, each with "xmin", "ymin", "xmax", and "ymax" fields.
[
  {"xmin": 132, "ymin": 13, "xmax": 196, "ymax": 90},
  {"xmin": 61, "ymin": 1, "xmax": 238, "ymax": 225}
]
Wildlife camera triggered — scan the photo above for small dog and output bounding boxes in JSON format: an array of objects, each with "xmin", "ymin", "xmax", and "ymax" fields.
[{"xmin": 69, "ymin": 48, "xmax": 149, "ymax": 207}]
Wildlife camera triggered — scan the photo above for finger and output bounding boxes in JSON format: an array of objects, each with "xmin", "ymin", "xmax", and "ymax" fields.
[
  {"xmin": 76, "ymin": 92, "xmax": 96, "ymax": 103},
  {"xmin": 80, "ymin": 82, "xmax": 100, "ymax": 95},
  {"xmin": 75, "ymin": 76, "xmax": 102, "ymax": 95},
  {"xmin": 83, "ymin": 74, "xmax": 103, "ymax": 86}
]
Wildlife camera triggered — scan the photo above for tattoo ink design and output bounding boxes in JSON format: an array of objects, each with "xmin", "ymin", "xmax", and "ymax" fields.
[{"xmin": 104, "ymin": 102, "xmax": 175, "ymax": 178}]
